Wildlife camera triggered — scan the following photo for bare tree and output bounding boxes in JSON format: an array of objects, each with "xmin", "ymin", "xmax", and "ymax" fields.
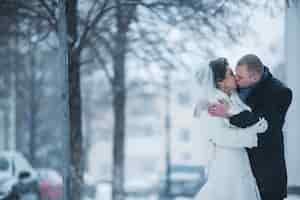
[
  {"xmin": 111, "ymin": 2, "xmax": 139, "ymax": 200},
  {"xmin": 2, "ymin": 1, "xmax": 281, "ymax": 200}
]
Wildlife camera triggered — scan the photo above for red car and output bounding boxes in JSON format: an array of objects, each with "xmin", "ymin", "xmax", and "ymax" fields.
[{"xmin": 37, "ymin": 168, "xmax": 63, "ymax": 200}]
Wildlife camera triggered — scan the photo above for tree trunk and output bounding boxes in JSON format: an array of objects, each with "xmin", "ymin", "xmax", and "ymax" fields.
[
  {"xmin": 28, "ymin": 45, "xmax": 38, "ymax": 167},
  {"xmin": 13, "ymin": 38, "xmax": 27, "ymax": 155},
  {"xmin": 112, "ymin": 2, "xmax": 137, "ymax": 200},
  {"xmin": 69, "ymin": 50, "xmax": 83, "ymax": 200},
  {"xmin": 82, "ymin": 86, "xmax": 93, "ymax": 172},
  {"xmin": 14, "ymin": 74, "xmax": 24, "ymax": 152},
  {"xmin": 66, "ymin": 0, "xmax": 83, "ymax": 200},
  {"xmin": 3, "ymin": 107, "xmax": 10, "ymax": 150}
]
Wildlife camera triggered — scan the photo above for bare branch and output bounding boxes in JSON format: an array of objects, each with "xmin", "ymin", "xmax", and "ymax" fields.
[
  {"xmin": 77, "ymin": 0, "xmax": 112, "ymax": 52},
  {"xmin": 12, "ymin": 1, "xmax": 58, "ymax": 32},
  {"xmin": 37, "ymin": 0, "xmax": 58, "ymax": 25},
  {"xmin": 84, "ymin": 0, "xmax": 99, "ymax": 23},
  {"xmin": 88, "ymin": 42, "xmax": 114, "ymax": 86}
]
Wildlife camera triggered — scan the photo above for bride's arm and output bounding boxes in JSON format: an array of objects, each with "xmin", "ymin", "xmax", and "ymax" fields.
[
  {"xmin": 213, "ymin": 127, "xmax": 256, "ymax": 148},
  {"xmin": 202, "ymin": 93, "xmax": 267, "ymax": 148},
  {"xmin": 212, "ymin": 118, "xmax": 268, "ymax": 148}
]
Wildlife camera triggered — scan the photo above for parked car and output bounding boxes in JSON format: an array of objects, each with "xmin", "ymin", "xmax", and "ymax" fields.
[
  {"xmin": 124, "ymin": 173, "xmax": 159, "ymax": 200},
  {"xmin": 159, "ymin": 165, "xmax": 207, "ymax": 199},
  {"xmin": 0, "ymin": 151, "xmax": 40, "ymax": 200},
  {"xmin": 36, "ymin": 168, "xmax": 63, "ymax": 200},
  {"xmin": 96, "ymin": 182, "xmax": 111, "ymax": 200},
  {"xmin": 288, "ymin": 195, "xmax": 300, "ymax": 200},
  {"xmin": 95, "ymin": 175, "xmax": 159, "ymax": 200}
]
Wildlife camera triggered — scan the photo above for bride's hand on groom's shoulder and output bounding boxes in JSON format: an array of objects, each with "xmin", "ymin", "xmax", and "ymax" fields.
[{"xmin": 208, "ymin": 100, "xmax": 230, "ymax": 118}]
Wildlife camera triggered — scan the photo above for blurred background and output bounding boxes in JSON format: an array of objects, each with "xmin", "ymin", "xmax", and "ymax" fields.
[{"xmin": 0, "ymin": 0, "xmax": 299, "ymax": 200}]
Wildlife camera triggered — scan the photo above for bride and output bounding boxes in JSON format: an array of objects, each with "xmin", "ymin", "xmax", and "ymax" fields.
[{"xmin": 193, "ymin": 58, "xmax": 267, "ymax": 200}]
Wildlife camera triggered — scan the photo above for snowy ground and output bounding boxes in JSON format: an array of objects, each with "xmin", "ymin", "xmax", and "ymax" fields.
[
  {"xmin": 174, "ymin": 197, "xmax": 300, "ymax": 200},
  {"xmin": 286, "ymin": 195, "xmax": 300, "ymax": 200},
  {"xmin": 174, "ymin": 196, "xmax": 300, "ymax": 200}
]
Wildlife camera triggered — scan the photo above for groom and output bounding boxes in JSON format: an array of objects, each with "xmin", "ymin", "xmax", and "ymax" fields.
[{"xmin": 208, "ymin": 54, "xmax": 292, "ymax": 200}]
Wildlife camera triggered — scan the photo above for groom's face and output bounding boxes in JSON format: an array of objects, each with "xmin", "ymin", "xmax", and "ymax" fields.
[{"xmin": 235, "ymin": 64, "xmax": 257, "ymax": 88}]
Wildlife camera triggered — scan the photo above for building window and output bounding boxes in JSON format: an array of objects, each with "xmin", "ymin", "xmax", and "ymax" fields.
[{"xmin": 179, "ymin": 128, "xmax": 190, "ymax": 142}]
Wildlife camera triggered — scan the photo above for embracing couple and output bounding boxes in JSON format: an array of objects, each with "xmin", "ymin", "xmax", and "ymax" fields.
[{"xmin": 194, "ymin": 54, "xmax": 292, "ymax": 200}]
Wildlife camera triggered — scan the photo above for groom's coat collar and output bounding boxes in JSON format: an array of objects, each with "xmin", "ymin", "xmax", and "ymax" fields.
[{"xmin": 259, "ymin": 66, "xmax": 272, "ymax": 84}]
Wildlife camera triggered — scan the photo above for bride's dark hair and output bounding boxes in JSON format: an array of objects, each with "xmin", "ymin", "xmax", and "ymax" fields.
[{"xmin": 209, "ymin": 57, "xmax": 229, "ymax": 88}]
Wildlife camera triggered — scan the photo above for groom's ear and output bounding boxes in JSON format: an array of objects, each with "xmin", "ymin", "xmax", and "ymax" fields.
[
  {"xmin": 250, "ymin": 74, "xmax": 260, "ymax": 82},
  {"xmin": 249, "ymin": 70, "xmax": 261, "ymax": 81}
]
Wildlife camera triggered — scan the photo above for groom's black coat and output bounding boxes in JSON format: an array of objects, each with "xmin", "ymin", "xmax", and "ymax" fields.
[{"xmin": 229, "ymin": 67, "xmax": 292, "ymax": 200}]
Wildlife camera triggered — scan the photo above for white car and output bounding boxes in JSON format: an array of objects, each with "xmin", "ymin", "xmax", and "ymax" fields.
[
  {"xmin": 0, "ymin": 151, "xmax": 39, "ymax": 200},
  {"xmin": 95, "ymin": 174, "xmax": 159, "ymax": 200},
  {"xmin": 158, "ymin": 165, "xmax": 207, "ymax": 199}
]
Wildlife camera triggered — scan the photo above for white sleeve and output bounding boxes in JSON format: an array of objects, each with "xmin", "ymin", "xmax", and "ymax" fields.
[
  {"xmin": 197, "ymin": 102, "xmax": 268, "ymax": 149},
  {"xmin": 212, "ymin": 126, "xmax": 258, "ymax": 148},
  {"xmin": 212, "ymin": 118, "xmax": 268, "ymax": 148},
  {"xmin": 199, "ymin": 113, "xmax": 258, "ymax": 148}
]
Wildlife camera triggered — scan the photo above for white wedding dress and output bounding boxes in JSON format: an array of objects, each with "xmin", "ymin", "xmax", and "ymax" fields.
[{"xmin": 194, "ymin": 90, "xmax": 267, "ymax": 200}]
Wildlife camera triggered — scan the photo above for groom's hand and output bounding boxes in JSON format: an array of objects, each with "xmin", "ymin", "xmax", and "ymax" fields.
[{"xmin": 208, "ymin": 101, "xmax": 230, "ymax": 118}]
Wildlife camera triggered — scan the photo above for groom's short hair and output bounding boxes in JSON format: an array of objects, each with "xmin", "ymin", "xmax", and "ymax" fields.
[{"xmin": 237, "ymin": 54, "xmax": 264, "ymax": 75}]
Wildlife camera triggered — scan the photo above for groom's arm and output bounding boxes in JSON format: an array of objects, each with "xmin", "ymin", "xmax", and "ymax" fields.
[
  {"xmin": 229, "ymin": 88, "xmax": 292, "ymax": 129},
  {"xmin": 229, "ymin": 111, "xmax": 260, "ymax": 128}
]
